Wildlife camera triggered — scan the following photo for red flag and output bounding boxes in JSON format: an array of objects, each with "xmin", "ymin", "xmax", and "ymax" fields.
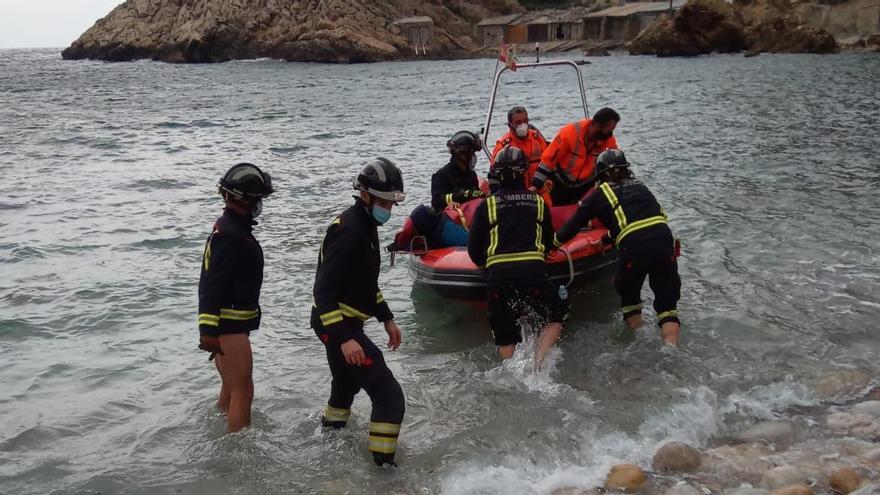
[{"xmin": 499, "ymin": 41, "xmax": 517, "ymax": 71}]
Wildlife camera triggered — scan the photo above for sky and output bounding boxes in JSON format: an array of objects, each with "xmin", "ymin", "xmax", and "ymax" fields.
[{"xmin": 0, "ymin": 0, "xmax": 125, "ymax": 49}]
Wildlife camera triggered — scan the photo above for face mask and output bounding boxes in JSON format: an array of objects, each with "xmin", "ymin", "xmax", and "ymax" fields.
[
  {"xmin": 371, "ymin": 204, "xmax": 391, "ymax": 225},
  {"xmin": 515, "ymin": 123, "xmax": 529, "ymax": 139},
  {"xmin": 468, "ymin": 154, "xmax": 477, "ymax": 170},
  {"xmin": 598, "ymin": 131, "xmax": 613, "ymax": 141},
  {"xmin": 251, "ymin": 198, "xmax": 263, "ymax": 219}
]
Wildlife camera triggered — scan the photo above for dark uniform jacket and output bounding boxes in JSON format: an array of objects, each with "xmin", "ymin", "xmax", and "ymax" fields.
[
  {"xmin": 430, "ymin": 160, "xmax": 482, "ymax": 211},
  {"xmin": 198, "ymin": 209, "xmax": 264, "ymax": 336},
  {"xmin": 467, "ymin": 183, "xmax": 554, "ymax": 278},
  {"xmin": 311, "ymin": 199, "xmax": 394, "ymax": 344},
  {"xmin": 555, "ymin": 178, "xmax": 671, "ymax": 248}
]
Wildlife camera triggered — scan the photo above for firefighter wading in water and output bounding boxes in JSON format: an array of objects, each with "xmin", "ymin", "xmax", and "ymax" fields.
[
  {"xmin": 311, "ymin": 158, "xmax": 407, "ymax": 467},
  {"xmin": 197, "ymin": 163, "xmax": 274, "ymax": 432},
  {"xmin": 555, "ymin": 149, "xmax": 682, "ymax": 345}
]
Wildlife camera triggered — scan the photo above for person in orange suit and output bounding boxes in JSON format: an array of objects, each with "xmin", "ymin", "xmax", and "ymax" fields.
[
  {"xmin": 490, "ymin": 106, "xmax": 549, "ymax": 202},
  {"xmin": 531, "ymin": 107, "xmax": 620, "ymax": 206}
]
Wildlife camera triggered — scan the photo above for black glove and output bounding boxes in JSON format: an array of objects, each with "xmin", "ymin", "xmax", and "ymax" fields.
[{"xmin": 601, "ymin": 233, "xmax": 614, "ymax": 246}]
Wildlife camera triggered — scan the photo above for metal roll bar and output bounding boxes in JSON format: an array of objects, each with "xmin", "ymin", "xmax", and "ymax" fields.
[{"xmin": 480, "ymin": 60, "xmax": 589, "ymax": 161}]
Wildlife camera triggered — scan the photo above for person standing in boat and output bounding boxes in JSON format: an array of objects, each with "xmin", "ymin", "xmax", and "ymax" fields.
[
  {"xmin": 431, "ymin": 130, "xmax": 486, "ymax": 211},
  {"xmin": 531, "ymin": 107, "xmax": 620, "ymax": 206},
  {"xmin": 490, "ymin": 106, "xmax": 550, "ymax": 202},
  {"xmin": 197, "ymin": 163, "xmax": 274, "ymax": 432},
  {"xmin": 311, "ymin": 158, "xmax": 407, "ymax": 467},
  {"xmin": 468, "ymin": 146, "xmax": 568, "ymax": 369},
  {"xmin": 554, "ymin": 149, "xmax": 681, "ymax": 346}
]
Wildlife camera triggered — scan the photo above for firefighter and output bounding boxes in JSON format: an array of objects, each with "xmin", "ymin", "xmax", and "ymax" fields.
[
  {"xmin": 531, "ymin": 107, "xmax": 621, "ymax": 206},
  {"xmin": 311, "ymin": 158, "xmax": 407, "ymax": 467},
  {"xmin": 197, "ymin": 162, "xmax": 274, "ymax": 432},
  {"xmin": 554, "ymin": 149, "xmax": 681, "ymax": 345},
  {"xmin": 468, "ymin": 146, "xmax": 568, "ymax": 370},
  {"xmin": 490, "ymin": 105, "xmax": 549, "ymax": 200},
  {"xmin": 431, "ymin": 130, "xmax": 486, "ymax": 211}
]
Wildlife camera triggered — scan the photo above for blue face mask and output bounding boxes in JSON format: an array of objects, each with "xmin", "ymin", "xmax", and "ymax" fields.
[{"xmin": 372, "ymin": 205, "xmax": 391, "ymax": 225}]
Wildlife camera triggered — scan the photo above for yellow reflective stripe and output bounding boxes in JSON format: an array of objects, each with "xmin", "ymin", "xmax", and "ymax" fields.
[
  {"xmin": 376, "ymin": 291, "xmax": 385, "ymax": 304},
  {"xmin": 553, "ymin": 234, "xmax": 563, "ymax": 248},
  {"xmin": 487, "ymin": 196, "xmax": 497, "ymax": 224},
  {"xmin": 621, "ymin": 303, "xmax": 643, "ymax": 313},
  {"xmin": 198, "ymin": 313, "xmax": 219, "ymax": 327},
  {"xmin": 488, "ymin": 225, "xmax": 499, "ymax": 257},
  {"xmin": 600, "ymin": 183, "xmax": 627, "ymax": 230},
  {"xmin": 445, "ymin": 193, "xmax": 453, "ymax": 206},
  {"xmin": 203, "ymin": 235, "xmax": 213, "ymax": 271},
  {"xmin": 320, "ymin": 309, "xmax": 343, "ymax": 326},
  {"xmin": 536, "ymin": 195, "xmax": 545, "ymax": 222},
  {"xmin": 486, "ymin": 251, "xmax": 545, "ymax": 267},
  {"xmin": 324, "ymin": 406, "xmax": 351, "ymax": 422},
  {"xmin": 658, "ymin": 310, "xmax": 679, "ymax": 320},
  {"xmin": 370, "ymin": 422, "xmax": 401, "ymax": 435},
  {"xmin": 616, "ymin": 216, "xmax": 668, "ymax": 245},
  {"xmin": 535, "ymin": 223, "xmax": 545, "ymax": 254},
  {"xmin": 219, "ymin": 308, "xmax": 259, "ymax": 320},
  {"xmin": 368, "ymin": 436, "xmax": 398, "ymax": 454},
  {"xmin": 338, "ymin": 303, "xmax": 370, "ymax": 321}
]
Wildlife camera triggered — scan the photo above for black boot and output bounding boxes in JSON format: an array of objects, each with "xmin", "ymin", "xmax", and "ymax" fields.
[{"xmin": 372, "ymin": 452, "xmax": 397, "ymax": 467}]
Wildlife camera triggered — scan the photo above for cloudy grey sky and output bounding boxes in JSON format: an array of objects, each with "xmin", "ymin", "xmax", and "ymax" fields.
[{"xmin": 0, "ymin": 0, "xmax": 124, "ymax": 49}]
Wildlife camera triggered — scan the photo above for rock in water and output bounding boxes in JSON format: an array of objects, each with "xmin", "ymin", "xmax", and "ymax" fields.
[
  {"xmin": 829, "ymin": 467, "xmax": 862, "ymax": 494},
  {"xmin": 761, "ymin": 466, "xmax": 808, "ymax": 490},
  {"xmin": 628, "ymin": 0, "xmax": 746, "ymax": 56},
  {"xmin": 606, "ymin": 464, "xmax": 647, "ymax": 493},
  {"xmin": 735, "ymin": 421, "xmax": 795, "ymax": 445},
  {"xmin": 812, "ymin": 370, "xmax": 870, "ymax": 399},
  {"xmin": 61, "ymin": 0, "xmax": 521, "ymax": 63},
  {"xmin": 653, "ymin": 442, "xmax": 702, "ymax": 472},
  {"xmin": 864, "ymin": 448, "xmax": 880, "ymax": 463},
  {"xmin": 852, "ymin": 401, "xmax": 880, "ymax": 418},
  {"xmin": 769, "ymin": 486, "xmax": 814, "ymax": 495}
]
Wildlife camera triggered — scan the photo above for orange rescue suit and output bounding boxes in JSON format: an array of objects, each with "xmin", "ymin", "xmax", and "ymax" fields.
[
  {"xmin": 532, "ymin": 118, "xmax": 619, "ymax": 190},
  {"xmin": 490, "ymin": 128, "xmax": 551, "ymax": 202}
]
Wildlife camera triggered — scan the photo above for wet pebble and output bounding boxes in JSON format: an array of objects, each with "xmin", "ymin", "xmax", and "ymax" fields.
[
  {"xmin": 768, "ymin": 485, "xmax": 814, "ymax": 495},
  {"xmin": 864, "ymin": 448, "xmax": 880, "ymax": 463},
  {"xmin": 827, "ymin": 412, "xmax": 877, "ymax": 433},
  {"xmin": 653, "ymin": 442, "xmax": 702, "ymax": 472},
  {"xmin": 813, "ymin": 371, "xmax": 871, "ymax": 399},
  {"xmin": 665, "ymin": 482, "xmax": 701, "ymax": 495},
  {"xmin": 725, "ymin": 486, "xmax": 770, "ymax": 495},
  {"xmin": 761, "ymin": 466, "xmax": 808, "ymax": 490},
  {"xmin": 735, "ymin": 421, "xmax": 795, "ymax": 445},
  {"xmin": 829, "ymin": 467, "xmax": 862, "ymax": 494},
  {"xmin": 605, "ymin": 464, "xmax": 646, "ymax": 493},
  {"xmin": 851, "ymin": 401, "xmax": 880, "ymax": 418}
]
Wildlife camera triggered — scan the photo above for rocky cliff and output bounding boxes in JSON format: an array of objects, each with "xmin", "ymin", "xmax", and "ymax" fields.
[
  {"xmin": 62, "ymin": 0, "xmax": 523, "ymax": 63},
  {"xmin": 628, "ymin": 0, "xmax": 841, "ymax": 56}
]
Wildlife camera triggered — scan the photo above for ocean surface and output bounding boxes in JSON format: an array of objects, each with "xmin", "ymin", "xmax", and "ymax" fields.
[{"xmin": 1, "ymin": 48, "xmax": 878, "ymax": 494}]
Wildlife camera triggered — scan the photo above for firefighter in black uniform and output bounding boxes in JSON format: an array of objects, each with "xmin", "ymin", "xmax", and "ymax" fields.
[
  {"xmin": 430, "ymin": 130, "xmax": 486, "ymax": 211},
  {"xmin": 311, "ymin": 158, "xmax": 407, "ymax": 467},
  {"xmin": 468, "ymin": 146, "xmax": 568, "ymax": 369},
  {"xmin": 554, "ymin": 149, "xmax": 681, "ymax": 345},
  {"xmin": 198, "ymin": 163, "xmax": 274, "ymax": 432}
]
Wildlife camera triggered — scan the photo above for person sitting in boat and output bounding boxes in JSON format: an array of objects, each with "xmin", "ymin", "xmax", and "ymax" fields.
[
  {"xmin": 388, "ymin": 204, "xmax": 469, "ymax": 252},
  {"xmin": 531, "ymin": 107, "xmax": 620, "ymax": 206},
  {"xmin": 468, "ymin": 146, "xmax": 568, "ymax": 370},
  {"xmin": 490, "ymin": 106, "xmax": 550, "ymax": 201},
  {"xmin": 554, "ymin": 149, "xmax": 681, "ymax": 346},
  {"xmin": 431, "ymin": 130, "xmax": 486, "ymax": 211}
]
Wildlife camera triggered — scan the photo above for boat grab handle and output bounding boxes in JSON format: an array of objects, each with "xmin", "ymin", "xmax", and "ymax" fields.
[{"xmin": 559, "ymin": 247, "xmax": 575, "ymax": 287}]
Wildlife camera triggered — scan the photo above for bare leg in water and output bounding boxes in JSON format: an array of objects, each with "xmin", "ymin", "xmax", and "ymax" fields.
[
  {"xmin": 498, "ymin": 344, "xmax": 516, "ymax": 360},
  {"xmin": 215, "ymin": 333, "xmax": 253, "ymax": 432},
  {"xmin": 625, "ymin": 313, "xmax": 643, "ymax": 329},
  {"xmin": 215, "ymin": 358, "xmax": 231, "ymax": 413},
  {"xmin": 660, "ymin": 322, "xmax": 680, "ymax": 346},
  {"xmin": 534, "ymin": 322, "xmax": 563, "ymax": 371}
]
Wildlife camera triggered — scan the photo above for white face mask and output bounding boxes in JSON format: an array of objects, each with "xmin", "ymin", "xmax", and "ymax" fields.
[
  {"xmin": 251, "ymin": 198, "xmax": 263, "ymax": 219},
  {"xmin": 515, "ymin": 123, "xmax": 529, "ymax": 139},
  {"xmin": 469, "ymin": 154, "xmax": 477, "ymax": 170}
]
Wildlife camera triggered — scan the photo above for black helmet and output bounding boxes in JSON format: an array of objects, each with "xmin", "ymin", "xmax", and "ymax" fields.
[
  {"xmin": 218, "ymin": 163, "xmax": 273, "ymax": 200},
  {"xmin": 353, "ymin": 157, "xmax": 406, "ymax": 203},
  {"xmin": 507, "ymin": 105, "xmax": 528, "ymax": 124},
  {"xmin": 447, "ymin": 130, "xmax": 482, "ymax": 154},
  {"xmin": 594, "ymin": 149, "xmax": 630, "ymax": 178},
  {"xmin": 493, "ymin": 146, "xmax": 528, "ymax": 181}
]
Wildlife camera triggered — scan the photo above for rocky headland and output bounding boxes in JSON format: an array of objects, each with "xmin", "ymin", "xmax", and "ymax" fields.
[{"xmin": 61, "ymin": 0, "xmax": 523, "ymax": 63}]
